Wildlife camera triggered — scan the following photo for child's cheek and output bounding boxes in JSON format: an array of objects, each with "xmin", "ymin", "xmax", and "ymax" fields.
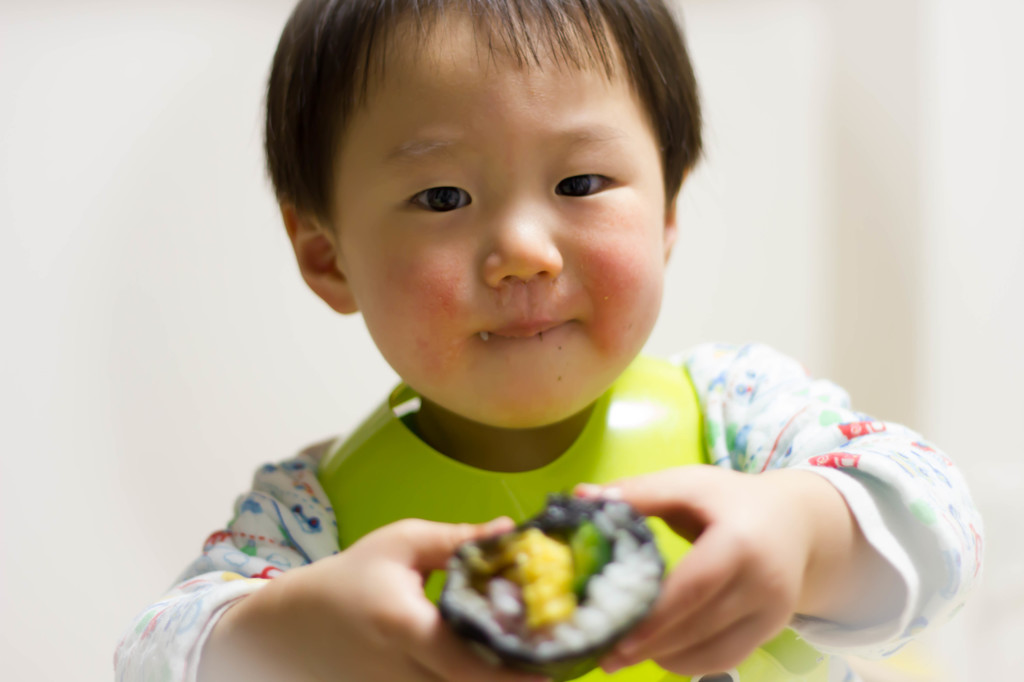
[
  {"xmin": 384, "ymin": 253, "xmax": 471, "ymax": 371},
  {"xmin": 582, "ymin": 235, "xmax": 664, "ymax": 353},
  {"xmin": 417, "ymin": 253, "xmax": 471, "ymax": 321}
]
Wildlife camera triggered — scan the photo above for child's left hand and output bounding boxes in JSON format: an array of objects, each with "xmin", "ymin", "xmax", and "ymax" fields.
[{"xmin": 576, "ymin": 465, "xmax": 898, "ymax": 676}]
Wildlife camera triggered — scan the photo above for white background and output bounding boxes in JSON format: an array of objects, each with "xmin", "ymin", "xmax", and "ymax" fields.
[{"xmin": 1, "ymin": 0, "xmax": 1021, "ymax": 679}]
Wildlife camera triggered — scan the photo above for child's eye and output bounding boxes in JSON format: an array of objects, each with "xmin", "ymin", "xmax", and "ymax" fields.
[
  {"xmin": 555, "ymin": 174, "xmax": 610, "ymax": 197},
  {"xmin": 411, "ymin": 186, "xmax": 471, "ymax": 212}
]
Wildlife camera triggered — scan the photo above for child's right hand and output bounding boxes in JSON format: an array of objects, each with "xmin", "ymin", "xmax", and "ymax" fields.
[{"xmin": 198, "ymin": 516, "xmax": 549, "ymax": 682}]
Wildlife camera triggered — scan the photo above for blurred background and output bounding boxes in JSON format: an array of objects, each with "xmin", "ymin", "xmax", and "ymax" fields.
[{"xmin": 1, "ymin": 0, "xmax": 1020, "ymax": 679}]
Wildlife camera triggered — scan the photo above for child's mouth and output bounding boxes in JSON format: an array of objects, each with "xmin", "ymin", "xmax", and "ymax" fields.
[{"xmin": 479, "ymin": 321, "xmax": 565, "ymax": 341}]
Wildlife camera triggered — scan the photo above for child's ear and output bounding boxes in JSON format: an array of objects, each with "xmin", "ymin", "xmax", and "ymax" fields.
[
  {"xmin": 663, "ymin": 170, "xmax": 689, "ymax": 262},
  {"xmin": 280, "ymin": 203, "xmax": 359, "ymax": 314},
  {"xmin": 663, "ymin": 194, "xmax": 680, "ymax": 263}
]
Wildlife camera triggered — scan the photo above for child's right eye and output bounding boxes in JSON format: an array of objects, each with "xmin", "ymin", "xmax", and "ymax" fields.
[{"xmin": 411, "ymin": 186, "xmax": 472, "ymax": 212}]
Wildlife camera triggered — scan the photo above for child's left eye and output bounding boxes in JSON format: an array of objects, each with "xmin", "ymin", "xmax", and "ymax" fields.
[
  {"xmin": 410, "ymin": 186, "xmax": 472, "ymax": 212},
  {"xmin": 555, "ymin": 174, "xmax": 610, "ymax": 197}
]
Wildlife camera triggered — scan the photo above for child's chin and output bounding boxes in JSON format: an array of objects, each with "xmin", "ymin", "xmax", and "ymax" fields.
[{"xmin": 470, "ymin": 395, "xmax": 596, "ymax": 430}]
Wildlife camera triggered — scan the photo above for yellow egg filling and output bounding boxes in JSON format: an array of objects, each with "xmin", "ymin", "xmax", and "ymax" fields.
[{"xmin": 502, "ymin": 528, "xmax": 577, "ymax": 629}]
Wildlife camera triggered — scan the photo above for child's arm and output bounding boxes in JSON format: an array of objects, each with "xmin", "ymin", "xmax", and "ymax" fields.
[
  {"xmin": 582, "ymin": 343, "xmax": 983, "ymax": 675},
  {"xmin": 197, "ymin": 516, "xmax": 545, "ymax": 682},
  {"xmin": 115, "ymin": 446, "xmax": 335, "ymax": 682},
  {"xmin": 115, "ymin": 445, "xmax": 543, "ymax": 682}
]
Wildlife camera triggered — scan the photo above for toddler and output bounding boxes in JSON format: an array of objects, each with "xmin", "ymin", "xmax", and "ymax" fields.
[{"xmin": 115, "ymin": 1, "xmax": 982, "ymax": 680}]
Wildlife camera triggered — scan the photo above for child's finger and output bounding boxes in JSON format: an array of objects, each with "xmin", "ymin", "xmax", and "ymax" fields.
[
  {"xmin": 376, "ymin": 516, "xmax": 515, "ymax": 571},
  {"xmin": 609, "ymin": 526, "xmax": 739, "ymax": 663},
  {"xmin": 576, "ymin": 466, "xmax": 727, "ymax": 539},
  {"xmin": 615, "ymin": 571, "xmax": 756, "ymax": 668},
  {"xmin": 652, "ymin": 611, "xmax": 780, "ymax": 676},
  {"xmin": 609, "ymin": 612, "xmax": 757, "ymax": 676},
  {"xmin": 579, "ymin": 464, "xmax": 706, "ymax": 503},
  {"xmin": 410, "ymin": 614, "xmax": 548, "ymax": 682},
  {"xmin": 405, "ymin": 657, "xmax": 447, "ymax": 682}
]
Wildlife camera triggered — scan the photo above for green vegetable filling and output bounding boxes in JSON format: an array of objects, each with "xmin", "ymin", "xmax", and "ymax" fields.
[{"xmin": 569, "ymin": 521, "xmax": 612, "ymax": 597}]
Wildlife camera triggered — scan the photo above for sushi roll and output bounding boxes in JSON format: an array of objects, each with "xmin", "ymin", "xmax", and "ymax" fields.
[{"xmin": 439, "ymin": 495, "xmax": 664, "ymax": 681}]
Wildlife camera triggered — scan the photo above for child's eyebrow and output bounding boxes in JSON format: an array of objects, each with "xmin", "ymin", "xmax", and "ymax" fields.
[
  {"xmin": 383, "ymin": 125, "xmax": 628, "ymax": 166},
  {"xmin": 384, "ymin": 138, "xmax": 460, "ymax": 166},
  {"xmin": 558, "ymin": 124, "xmax": 629, "ymax": 148}
]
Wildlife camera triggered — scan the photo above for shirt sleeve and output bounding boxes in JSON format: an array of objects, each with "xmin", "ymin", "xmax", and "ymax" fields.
[
  {"xmin": 677, "ymin": 342, "xmax": 983, "ymax": 658},
  {"xmin": 114, "ymin": 440, "xmax": 343, "ymax": 682}
]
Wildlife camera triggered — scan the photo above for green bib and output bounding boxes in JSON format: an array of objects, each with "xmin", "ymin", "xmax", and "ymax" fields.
[{"xmin": 318, "ymin": 356, "xmax": 828, "ymax": 681}]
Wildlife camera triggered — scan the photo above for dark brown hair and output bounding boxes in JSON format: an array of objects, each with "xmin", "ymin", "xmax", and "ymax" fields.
[{"xmin": 264, "ymin": 0, "xmax": 702, "ymax": 221}]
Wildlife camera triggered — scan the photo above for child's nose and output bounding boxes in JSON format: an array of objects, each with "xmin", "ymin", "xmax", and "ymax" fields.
[{"xmin": 481, "ymin": 215, "xmax": 563, "ymax": 287}]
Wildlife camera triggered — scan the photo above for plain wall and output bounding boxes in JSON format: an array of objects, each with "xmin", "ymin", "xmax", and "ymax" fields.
[{"xmin": 1, "ymin": 0, "xmax": 1020, "ymax": 679}]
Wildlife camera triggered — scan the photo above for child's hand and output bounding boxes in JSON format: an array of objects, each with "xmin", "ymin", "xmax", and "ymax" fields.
[
  {"xmin": 199, "ymin": 517, "xmax": 549, "ymax": 682},
  {"xmin": 576, "ymin": 466, "xmax": 893, "ymax": 676}
]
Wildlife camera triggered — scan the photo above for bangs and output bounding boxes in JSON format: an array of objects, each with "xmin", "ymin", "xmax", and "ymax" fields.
[{"xmin": 353, "ymin": 1, "xmax": 619, "ymax": 101}]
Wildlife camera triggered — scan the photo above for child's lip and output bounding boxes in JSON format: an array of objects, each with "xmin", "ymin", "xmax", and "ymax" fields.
[{"xmin": 485, "ymin": 319, "xmax": 566, "ymax": 338}]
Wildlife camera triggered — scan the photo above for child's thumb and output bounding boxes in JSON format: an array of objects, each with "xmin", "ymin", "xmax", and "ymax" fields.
[
  {"xmin": 390, "ymin": 516, "xmax": 515, "ymax": 571},
  {"xmin": 574, "ymin": 467, "xmax": 714, "ymax": 539},
  {"xmin": 574, "ymin": 471, "xmax": 686, "ymax": 516}
]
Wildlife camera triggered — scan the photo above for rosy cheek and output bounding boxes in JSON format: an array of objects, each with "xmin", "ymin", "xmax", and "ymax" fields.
[
  {"xmin": 582, "ymin": 235, "xmax": 664, "ymax": 353},
  {"xmin": 378, "ymin": 250, "xmax": 455, "ymax": 316},
  {"xmin": 384, "ymin": 254, "xmax": 469, "ymax": 375},
  {"xmin": 423, "ymin": 276, "xmax": 462, "ymax": 322},
  {"xmin": 406, "ymin": 255, "xmax": 466, "ymax": 323}
]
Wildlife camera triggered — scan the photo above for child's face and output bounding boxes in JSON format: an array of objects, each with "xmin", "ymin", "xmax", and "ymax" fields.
[{"xmin": 320, "ymin": 16, "xmax": 677, "ymax": 430}]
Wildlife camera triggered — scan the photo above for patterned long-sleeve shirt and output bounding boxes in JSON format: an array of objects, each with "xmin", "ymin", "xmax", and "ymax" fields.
[{"xmin": 114, "ymin": 343, "xmax": 983, "ymax": 681}]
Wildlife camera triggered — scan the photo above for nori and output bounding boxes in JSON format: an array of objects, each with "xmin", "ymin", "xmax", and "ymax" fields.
[{"xmin": 439, "ymin": 494, "xmax": 664, "ymax": 681}]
